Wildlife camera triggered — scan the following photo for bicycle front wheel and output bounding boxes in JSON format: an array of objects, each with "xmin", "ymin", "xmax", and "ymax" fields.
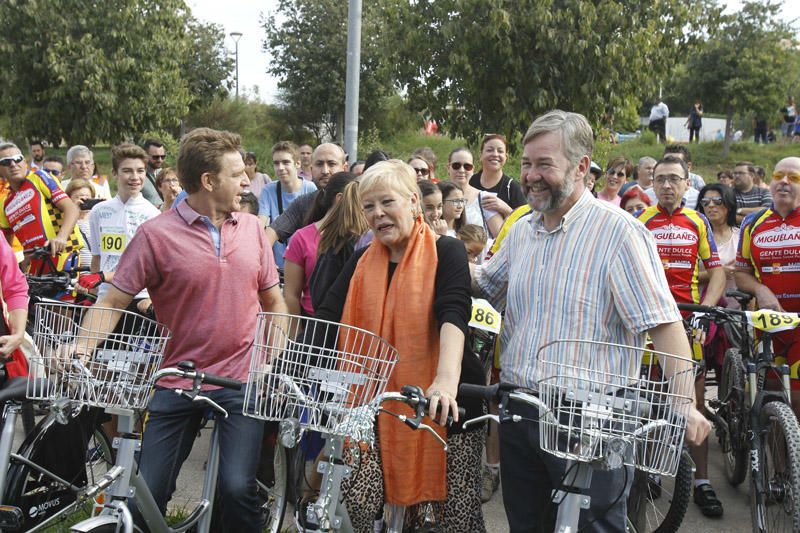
[
  {"xmin": 260, "ymin": 439, "xmax": 288, "ymax": 532},
  {"xmin": 5, "ymin": 407, "xmax": 114, "ymax": 531},
  {"xmin": 626, "ymin": 448, "xmax": 693, "ymax": 533},
  {"xmin": 719, "ymin": 348, "xmax": 748, "ymax": 486},
  {"xmin": 751, "ymin": 401, "xmax": 800, "ymax": 533}
]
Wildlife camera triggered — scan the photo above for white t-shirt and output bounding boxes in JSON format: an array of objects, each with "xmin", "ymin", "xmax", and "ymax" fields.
[{"xmin": 89, "ymin": 194, "xmax": 161, "ymax": 299}]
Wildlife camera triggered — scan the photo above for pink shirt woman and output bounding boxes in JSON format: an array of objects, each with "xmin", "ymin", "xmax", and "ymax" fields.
[{"xmin": 283, "ymin": 223, "xmax": 321, "ymax": 316}]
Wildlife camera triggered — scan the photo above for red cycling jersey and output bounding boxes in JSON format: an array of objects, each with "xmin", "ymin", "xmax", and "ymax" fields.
[
  {"xmin": 737, "ymin": 206, "xmax": 800, "ymax": 386},
  {"xmin": 736, "ymin": 206, "xmax": 800, "ymax": 312},
  {"xmin": 638, "ymin": 204, "xmax": 721, "ymax": 305}
]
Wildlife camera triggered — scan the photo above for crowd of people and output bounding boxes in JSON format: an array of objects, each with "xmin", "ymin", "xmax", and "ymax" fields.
[{"xmin": 0, "ymin": 105, "xmax": 798, "ymax": 532}]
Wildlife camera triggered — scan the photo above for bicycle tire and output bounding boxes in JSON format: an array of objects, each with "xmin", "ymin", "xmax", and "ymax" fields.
[
  {"xmin": 626, "ymin": 448, "xmax": 693, "ymax": 533},
  {"xmin": 751, "ymin": 401, "xmax": 800, "ymax": 533},
  {"xmin": 4, "ymin": 407, "xmax": 114, "ymax": 531},
  {"xmin": 719, "ymin": 348, "xmax": 748, "ymax": 486},
  {"xmin": 262, "ymin": 440, "xmax": 288, "ymax": 533}
]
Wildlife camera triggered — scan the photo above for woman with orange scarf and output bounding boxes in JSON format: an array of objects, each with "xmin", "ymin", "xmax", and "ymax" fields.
[{"xmin": 315, "ymin": 160, "xmax": 486, "ymax": 532}]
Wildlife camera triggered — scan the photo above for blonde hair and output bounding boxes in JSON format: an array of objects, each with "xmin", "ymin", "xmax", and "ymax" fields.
[
  {"xmin": 359, "ymin": 159, "xmax": 420, "ymax": 216},
  {"xmin": 317, "ymin": 181, "xmax": 368, "ymax": 255}
]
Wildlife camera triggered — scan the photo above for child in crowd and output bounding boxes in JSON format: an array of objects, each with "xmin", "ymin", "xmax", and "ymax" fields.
[
  {"xmin": 438, "ymin": 181, "xmax": 467, "ymax": 237},
  {"xmin": 419, "ymin": 181, "xmax": 447, "ymax": 235},
  {"xmin": 458, "ymin": 224, "xmax": 488, "ymax": 264}
]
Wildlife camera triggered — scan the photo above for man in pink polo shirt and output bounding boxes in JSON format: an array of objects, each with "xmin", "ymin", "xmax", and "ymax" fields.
[{"xmin": 91, "ymin": 127, "xmax": 286, "ymax": 532}]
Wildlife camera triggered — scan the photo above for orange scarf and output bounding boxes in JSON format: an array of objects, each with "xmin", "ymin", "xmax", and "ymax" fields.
[{"xmin": 340, "ymin": 216, "xmax": 446, "ymax": 505}]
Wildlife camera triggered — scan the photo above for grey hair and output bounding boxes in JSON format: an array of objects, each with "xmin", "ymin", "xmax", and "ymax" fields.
[
  {"xmin": 638, "ymin": 156, "xmax": 657, "ymax": 167},
  {"xmin": 522, "ymin": 110, "xmax": 594, "ymax": 167},
  {"xmin": 0, "ymin": 142, "xmax": 20, "ymax": 153},
  {"xmin": 66, "ymin": 145, "xmax": 93, "ymax": 165}
]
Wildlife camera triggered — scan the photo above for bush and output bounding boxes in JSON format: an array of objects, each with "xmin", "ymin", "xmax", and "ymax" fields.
[{"xmin": 639, "ymin": 130, "xmax": 657, "ymax": 145}]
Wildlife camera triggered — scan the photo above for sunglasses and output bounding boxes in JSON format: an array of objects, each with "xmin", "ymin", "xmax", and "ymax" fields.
[
  {"xmin": 0, "ymin": 154, "xmax": 24, "ymax": 167},
  {"xmin": 607, "ymin": 170, "xmax": 626, "ymax": 178},
  {"xmin": 44, "ymin": 168, "xmax": 62, "ymax": 176},
  {"xmin": 772, "ymin": 171, "xmax": 800, "ymax": 184},
  {"xmin": 699, "ymin": 197, "xmax": 724, "ymax": 207},
  {"xmin": 413, "ymin": 167, "xmax": 430, "ymax": 176},
  {"xmin": 150, "ymin": 155, "xmax": 167, "ymax": 160},
  {"xmin": 450, "ymin": 162, "xmax": 474, "ymax": 171}
]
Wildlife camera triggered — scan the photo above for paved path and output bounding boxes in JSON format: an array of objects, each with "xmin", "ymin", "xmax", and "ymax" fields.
[{"xmin": 169, "ymin": 425, "xmax": 751, "ymax": 532}]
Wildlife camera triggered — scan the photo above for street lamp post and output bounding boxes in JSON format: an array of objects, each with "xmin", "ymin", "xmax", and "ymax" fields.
[{"xmin": 230, "ymin": 32, "xmax": 243, "ymax": 98}]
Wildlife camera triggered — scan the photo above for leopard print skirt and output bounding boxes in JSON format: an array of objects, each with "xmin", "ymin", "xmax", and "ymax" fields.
[{"xmin": 341, "ymin": 429, "xmax": 486, "ymax": 533}]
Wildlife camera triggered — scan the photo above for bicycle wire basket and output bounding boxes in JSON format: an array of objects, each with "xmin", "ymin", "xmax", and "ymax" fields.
[
  {"xmin": 535, "ymin": 339, "xmax": 696, "ymax": 477},
  {"xmin": 27, "ymin": 303, "xmax": 172, "ymax": 410},
  {"xmin": 244, "ymin": 313, "xmax": 399, "ymax": 443}
]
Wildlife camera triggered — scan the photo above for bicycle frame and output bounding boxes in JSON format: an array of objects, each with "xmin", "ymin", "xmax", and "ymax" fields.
[{"xmin": 72, "ymin": 407, "xmax": 222, "ymax": 533}]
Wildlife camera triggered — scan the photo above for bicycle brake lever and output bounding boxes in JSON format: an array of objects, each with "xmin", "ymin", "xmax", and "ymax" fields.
[
  {"xmin": 462, "ymin": 413, "xmax": 501, "ymax": 430},
  {"xmin": 191, "ymin": 393, "xmax": 229, "ymax": 418},
  {"xmin": 416, "ymin": 422, "xmax": 449, "ymax": 451}
]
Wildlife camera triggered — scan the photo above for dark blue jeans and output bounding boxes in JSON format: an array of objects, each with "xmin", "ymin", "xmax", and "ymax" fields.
[
  {"xmin": 499, "ymin": 403, "xmax": 633, "ymax": 533},
  {"xmin": 135, "ymin": 387, "xmax": 264, "ymax": 532}
]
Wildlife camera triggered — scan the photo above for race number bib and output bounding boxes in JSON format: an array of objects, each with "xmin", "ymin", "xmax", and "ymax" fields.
[
  {"xmin": 100, "ymin": 232, "xmax": 126, "ymax": 253},
  {"xmin": 746, "ymin": 310, "xmax": 800, "ymax": 333},
  {"xmin": 469, "ymin": 298, "xmax": 502, "ymax": 334}
]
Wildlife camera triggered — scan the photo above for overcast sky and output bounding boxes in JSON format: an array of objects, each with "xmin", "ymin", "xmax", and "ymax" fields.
[{"xmin": 188, "ymin": 0, "xmax": 800, "ymax": 105}]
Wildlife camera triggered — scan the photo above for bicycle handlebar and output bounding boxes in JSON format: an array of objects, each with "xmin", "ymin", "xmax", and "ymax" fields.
[{"xmin": 153, "ymin": 366, "xmax": 242, "ymax": 391}]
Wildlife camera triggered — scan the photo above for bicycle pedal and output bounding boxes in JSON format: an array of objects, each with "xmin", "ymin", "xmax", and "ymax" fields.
[{"xmin": 0, "ymin": 505, "xmax": 23, "ymax": 529}]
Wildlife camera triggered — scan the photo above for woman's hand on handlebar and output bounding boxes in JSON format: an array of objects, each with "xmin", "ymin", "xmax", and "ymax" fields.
[
  {"xmin": 426, "ymin": 377, "xmax": 459, "ymax": 426},
  {"xmin": 0, "ymin": 332, "xmax": 24, "ymax": 359}
]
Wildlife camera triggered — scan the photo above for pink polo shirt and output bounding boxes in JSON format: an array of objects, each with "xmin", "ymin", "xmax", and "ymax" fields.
[
  {"xmin": 112, "ymin": 200, "xmax": 279, "ymax": 388},
  {"xmin": 283, "ymin": 223, "xmax": 321, "ymax": 315}
]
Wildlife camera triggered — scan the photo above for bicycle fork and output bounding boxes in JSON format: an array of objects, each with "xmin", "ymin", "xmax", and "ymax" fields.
[
  {"xmin": 308, "ymin": 435, "xmax": 354, "ymax": 532},
  {"xmin": 552, "ymin": 460, "xmax": 593, "ymax": 533}
]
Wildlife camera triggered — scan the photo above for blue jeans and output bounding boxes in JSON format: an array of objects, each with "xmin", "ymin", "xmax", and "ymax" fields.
[
  {"xmin": 135, "ymin": 387, "xmax": 264, "ymax": 532},
  {"xmin": 499, "ymin": 403, "xmax": 633, "ymax": 533}
]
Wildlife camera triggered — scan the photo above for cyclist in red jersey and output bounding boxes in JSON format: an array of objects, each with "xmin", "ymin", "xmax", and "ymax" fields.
[
  {"xmin": 736, "ymin": 156, "xmax": 800, "ymax": 416},
  {"xmin": 0, "ymin": 143, "xmax": 83, "ymax": 274},
  {"xmin": 638, "ymin": 155, "xmax": 726, "ymax": 518}
]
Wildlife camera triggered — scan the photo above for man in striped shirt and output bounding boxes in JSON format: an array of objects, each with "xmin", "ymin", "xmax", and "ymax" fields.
[{"xmin": 474, "ymin": 110, "xmax": 710, "ymax": 533}]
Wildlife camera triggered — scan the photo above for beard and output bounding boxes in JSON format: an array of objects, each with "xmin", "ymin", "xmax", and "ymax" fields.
[{"xmin": 527, "ymin": 170, "xmax": 577, "ymax": 213}]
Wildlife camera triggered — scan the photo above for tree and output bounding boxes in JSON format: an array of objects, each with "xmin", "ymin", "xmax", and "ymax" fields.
[
  {"xmin": 262, "ymin": 0, "xmax": 397, "ymax": 143},
  {"xmin": 680, "ymin": 1, "xmax": 795, "ymax": 155},
  {"xmin": 385, "ymin": 0, "xmax": 717, "ymax": 146},
  {"xmin": 0, "ymin": 0, "xmax": 194, "ymax": 146},
  {"xmin": 182, "ymin": 18, "xmax": 234, "ymax": 113}
]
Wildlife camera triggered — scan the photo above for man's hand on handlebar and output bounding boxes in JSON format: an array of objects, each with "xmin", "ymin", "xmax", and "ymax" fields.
[
  {"xmin": 47, "ymin": 236, "xmax": 68, "ymax": 256},
  {"xmin": 688, "ymin": 311, "xmax": 710, "ymax": 345},
  {"xmin": 685, "ymin": 405, "xmax": 711, "ymax": 446},
  {"xmin": 78, "ymin": 272, "xmax": 105, "ymax": 290}
]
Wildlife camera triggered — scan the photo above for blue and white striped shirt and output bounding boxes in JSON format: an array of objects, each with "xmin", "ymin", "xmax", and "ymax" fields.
[{"xmin": 476, "ymin": 189, "xmax": 680, "ymax": 388}]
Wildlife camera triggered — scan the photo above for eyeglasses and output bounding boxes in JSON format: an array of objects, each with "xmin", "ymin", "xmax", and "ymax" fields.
[
  {"xmin": 413, "ymin": 167, "xmax": 430, "ymax": 176},
  {"xmin": 699, "ymin": 197, "xmax": 724, "ymax": 207},
  {"xmin": 44, "ymin": 168, "xmax": 62, "ymax": 176},
  {"xmin": 607, "ymin": 170, "xmax": 626, "ymax": 178},
  {"xmin": 772, "ymin": 171, "xmax": 800, "ymax": 184},
  {"xmin": 445, "ymin": 199, "xmax": 466, "ymax": 206},
  {"xmin": 160, "ymin": 178, "xmax": 179, "ymax": 185},
  {"xmin": 450, "ymin": 162, "xmax": 474, "ymax": 171},
  {"xmin": 653, "ymin": 175, "xmax": 687, "ymax": 186},
  {"xmin": 150, "ymin": 155, "xmax": 167, "ymax": 160},
  {"xmin": 0, "ymin": 155, "xmax": 24, "ymax": 167}
]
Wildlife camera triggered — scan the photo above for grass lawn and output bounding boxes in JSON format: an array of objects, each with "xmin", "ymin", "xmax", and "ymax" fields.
[{"xmin": 31, "ymin": 132, "xmax": 800, "ymax": 194}]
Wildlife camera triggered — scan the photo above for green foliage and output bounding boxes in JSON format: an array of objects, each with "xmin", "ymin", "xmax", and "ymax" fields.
[
  {"xmin": 262, "ymin": 0, "xmax": 398, "ymax": 142},
  {"xmin": 385, "ymin": 0, "xmax": 718, "ymax": 145},
  {"xmin": 639, "ymin": 131, "xmax": 657, "ymax": 146},
  {"xmin": 182, "ymin": 19, "xmax": 235, "ymax": 112},
  {"xmin": 0, "ymin": 0, "xmax": 232, "ymax": 147},
  {"xmin": 678, "ymin": 1, "xmax": 795, "ymax": 154}
]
